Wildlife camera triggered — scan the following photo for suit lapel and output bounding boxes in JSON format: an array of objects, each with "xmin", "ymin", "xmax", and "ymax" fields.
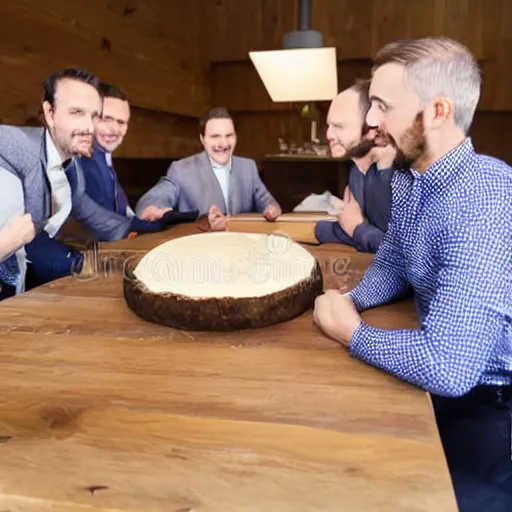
[
  {"xmin": 228, "ymin": 156, "xmax": 241, "ymax": 216},
  {"xmin": 199, "ymin": 151, "xmax": 227, "ymax": 214},
  {"xmin": 39, "ymin": 130, "xmax": 52, "ymax": 220},
  {"xmin": 93, "ymin": 146, "xmax": 117, "ymax": 209}
]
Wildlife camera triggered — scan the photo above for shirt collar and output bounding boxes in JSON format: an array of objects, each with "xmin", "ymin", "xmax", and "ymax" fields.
[
  {"xmin": 45, "ymin": 130, "xmax": 65, "ymax": 171},
  {"xmin": 209, "ymin": 155, "xmax": 232, "ymax": 171},
  {"xmin": 413, "ymin": 137, "xmax": 475, "ymax": 186}
]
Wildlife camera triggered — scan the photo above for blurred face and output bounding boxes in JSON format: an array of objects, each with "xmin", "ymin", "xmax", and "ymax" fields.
[
  {"xmin": 43, "ymin": 78, "xmax": 101, "ymax": 159},
  {"xmin": 94, "ymin": 97, "xmax": 130, "ymax": 152},
  {"xmin": 366, "ymin": 63, "xmax": 427, "ymax": 171},
  {"xmin": 325, "ymin": 89, "xmax": 365, "ymax": 158},
  {"xmin": 200, "ymin": 118, "xmax": 237, "ymax": 165}
]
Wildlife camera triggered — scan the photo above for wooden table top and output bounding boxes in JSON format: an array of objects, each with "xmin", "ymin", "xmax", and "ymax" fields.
[{"xmin": 0, "ymin": 222, "xmax": 457, "ymax": 511}]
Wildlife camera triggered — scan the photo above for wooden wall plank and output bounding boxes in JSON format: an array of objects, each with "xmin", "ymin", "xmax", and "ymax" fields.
[
  {"xmin": 201, "ymin": 0, "xmax": 297, "ymax": 62},
  {"xmin": 116, "ymin": 108, "xmax": 201, "ymax": 159},
  {"xmin": 0, "ymin": 0, "xmax": 212, "ymax": 160},
  {"xmin": 1, "ymin": 0, "xmax": 510, "ymax": 167},
  {"xmin": 0, "ymin": 0, "xmax": 210, "ymax": 117},
  {"xmin": 211, "ymin": 62, "xmax": 292, "ymax": 112},
  {"xmin": 232, "ymin": 111, "xmax": 310, "ymax": 160},
  {"xmin": 440, "ymin": 0, "xmax": 483, "ymax": 59},
  {"xmin": 370, "ymin": 0, "xmax": 409, "ymax": 56},
  {"xmin": 470, "ymin": 111, "xmax": 512, "ymax": 165},
  {"xmin": 312, "ymin": 0, "xmax": 374, "ymax": 59},
  {"xmin": 204, "ymin": 0, "xmax": 491, "ymax": 62}
]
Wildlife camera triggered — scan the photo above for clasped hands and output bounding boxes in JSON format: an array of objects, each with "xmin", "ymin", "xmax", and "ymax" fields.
[{"xmin": 313, "ymin": 289, "xmax": 363, "ymax": 347}]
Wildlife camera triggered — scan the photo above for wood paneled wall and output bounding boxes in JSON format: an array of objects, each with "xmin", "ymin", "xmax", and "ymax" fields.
[
  {"xmin": 0, "ymin": 0, "xmax": 208, "ymax": 158},
  {"xmin": 207, "ymin": 0, "xmax": 512, "ymax": 164},
  {"xmin": 1, "ymin": 0, "xmax": 511, "ymax": 165}
]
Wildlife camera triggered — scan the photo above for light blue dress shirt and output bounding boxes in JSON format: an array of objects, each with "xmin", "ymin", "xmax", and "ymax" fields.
[{"xmin": 210, "ymin": 157, "xmax": 231, "ymax": 211}]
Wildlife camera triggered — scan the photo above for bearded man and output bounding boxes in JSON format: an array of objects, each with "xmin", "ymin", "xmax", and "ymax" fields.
[{"xmin": 314, "ymin": 36, "xmax": 512, "ymax": 512}]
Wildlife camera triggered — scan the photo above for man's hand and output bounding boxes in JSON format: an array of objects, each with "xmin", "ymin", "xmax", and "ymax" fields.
[
  {"xmin": 208, "ymin": 205, "xmax": 228, "ymax": 231},
  {"xmin": 140, "ymin": 205, "xmax": 173, "ymax": 222},
  {"xmin": 337, "ymin": 186, "xmax": 365, "ymax": 237},
  {"xmin": 0, "ymin": 213, "xmax": 36, "ymax": 260},
  {"xmin": 263, "ymin": 203, "xmax": 281, "ymax": 222},
  {"xmin": 313, "ymin": 289, "xmax": 362, "ymax": 347},
  {"xmin": 8, "ymin": 213, "xmax": 36, "ymax": 246}
]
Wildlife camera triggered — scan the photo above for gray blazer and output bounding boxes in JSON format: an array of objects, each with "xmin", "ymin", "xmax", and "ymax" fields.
[
  {"xmin": 0, "ymin": 125, "xmax": 132, "ymax": 241},
  {"xmin": 135, "ymin": 151, "xmax": 278, "ymax": 218}
]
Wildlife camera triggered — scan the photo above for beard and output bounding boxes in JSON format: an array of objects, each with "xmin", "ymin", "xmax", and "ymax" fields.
[
  {"xmin": 52, "ymin": 129, "xmax": 93, "ymax": 158},
  {"xmin": 345, "ymin": 138, "xmax": 375, "ymax": 159},
  {"xmin": 71, "ymin": 132, "xmax": 94, "ymax": 157},
  {"xmin": 345, "ymin": 122, "xmax": 376, "ymax": 159},
  {"xmin": 390, "ymin": 112, "xmax": 427, "ymax": 172}
]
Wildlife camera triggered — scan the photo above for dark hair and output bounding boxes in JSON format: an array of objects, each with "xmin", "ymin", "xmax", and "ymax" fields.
[
  {"xmin": 42, "ymin": 68, "xmax": 100, "ymax": 108},
  {"xmin": 350, "ymin": 78, "xmax": 371, "ymax": 136},
  {"xmin": 99, "ymin": 82, "xmax": 128, "ymax": 101},
  {"xmin": 199, "ymin": 107, "xmax": 233, "ymax": 135},
  {"xmin": 351, "ymin": 79, "xmax": 371, "ymax": 119}
]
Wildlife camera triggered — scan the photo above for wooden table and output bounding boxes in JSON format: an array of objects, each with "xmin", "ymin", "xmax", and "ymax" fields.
[{"xmin": 0, "ymin": 222, "xmax": 458, "ymax": 511}]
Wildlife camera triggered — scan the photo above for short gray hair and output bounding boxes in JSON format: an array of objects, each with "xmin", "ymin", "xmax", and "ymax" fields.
[{"xmin": 373, "ymin": 36, "xmax": 481, "ymax": 133}]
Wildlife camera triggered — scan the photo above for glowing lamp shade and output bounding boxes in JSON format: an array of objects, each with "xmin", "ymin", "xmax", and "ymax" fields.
[{"xmin": 249, "ymin": 47, "xmax": 338, "ymax": 102}]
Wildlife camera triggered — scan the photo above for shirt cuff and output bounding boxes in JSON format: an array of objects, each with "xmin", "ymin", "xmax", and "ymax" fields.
[
  {"xmin": 348, "ymin": 320, "xmax": 370, "ymax": 355},
  {"xmin": 348, "ymin": 288, "xmax": 366, "ymax": 312}
]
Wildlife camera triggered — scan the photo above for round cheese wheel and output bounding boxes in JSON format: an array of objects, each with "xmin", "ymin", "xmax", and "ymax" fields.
[{"xmin": 123, "ymin": 231, "xmax": 323, "ymax": 331}]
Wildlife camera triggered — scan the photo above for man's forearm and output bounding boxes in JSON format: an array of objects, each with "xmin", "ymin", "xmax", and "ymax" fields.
[
  {"xmin": 349, "ymin": 260, "xmax": 410, "ymax": 312},
  {"xmin": 352, "ymin": 222, "xmax": 385, "ymax": 254},
  {"xmin": 0, "ymin": 230, "xmax": 21, "ymax": 262}
]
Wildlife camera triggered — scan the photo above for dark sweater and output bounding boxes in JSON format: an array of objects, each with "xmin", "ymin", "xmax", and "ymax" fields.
[{"xmin": 315, "ymin": 163, "xmax": 394, "ymax": 253}]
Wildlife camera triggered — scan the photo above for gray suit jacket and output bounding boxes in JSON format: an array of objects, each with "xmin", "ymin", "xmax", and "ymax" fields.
[
  {"xmin": 135, "ymin": 151, "xmax": 278, "ymax": 218},
  {"xmin": 0, "ymin": 125, "xmax": 132, "ymax": 241}
]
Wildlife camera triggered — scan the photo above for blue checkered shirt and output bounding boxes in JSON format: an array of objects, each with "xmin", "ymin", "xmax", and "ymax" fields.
[{"xmin": 349, "ymin": 138, "xmax": 512, "ymax": 397}]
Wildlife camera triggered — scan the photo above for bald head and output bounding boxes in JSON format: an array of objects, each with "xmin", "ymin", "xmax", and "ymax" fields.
[{"xmin": 326, "ymin": 86, "xmax": 368, "ymax": 158}]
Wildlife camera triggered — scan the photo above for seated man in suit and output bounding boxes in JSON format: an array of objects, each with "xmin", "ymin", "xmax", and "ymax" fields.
[
  {"xmin": 136, "ymin": 107, "xmax": 281, "ymax": 231},
  {"xmin": 315, "ymin": 80, "xmax": 396, "ymax": 253},
  {"xmin": 0, "ymin": 68, "xmax": 195, "ymax": 289},
  {"xmin": 80, "ymin": 82, "xmax": 134, "ymax": 217}
]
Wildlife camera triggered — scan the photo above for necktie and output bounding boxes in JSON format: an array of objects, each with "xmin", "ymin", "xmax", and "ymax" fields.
[
  {"xmin": 64, "ymin": 158, "xmax": 77, "ymax": 192},
  {"xmin": 108, "ymin": 161, "xmax": 130, "ymax": 215}
]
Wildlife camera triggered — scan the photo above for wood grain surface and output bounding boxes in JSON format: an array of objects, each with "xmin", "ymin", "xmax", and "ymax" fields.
[{"xmin": 0, "ymin": 220, "xmax": 457, "ymax": 511}]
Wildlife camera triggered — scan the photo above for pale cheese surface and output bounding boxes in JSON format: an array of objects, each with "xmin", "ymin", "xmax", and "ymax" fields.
[{"xmin": 133, "ymin": 232, "xmax": 316, "ymax": 298}]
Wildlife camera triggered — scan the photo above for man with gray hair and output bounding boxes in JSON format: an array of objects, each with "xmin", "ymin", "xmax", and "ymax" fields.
[{"xmin": 313, "ymin": 36, "xmax": 512, "ymax": 511}]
